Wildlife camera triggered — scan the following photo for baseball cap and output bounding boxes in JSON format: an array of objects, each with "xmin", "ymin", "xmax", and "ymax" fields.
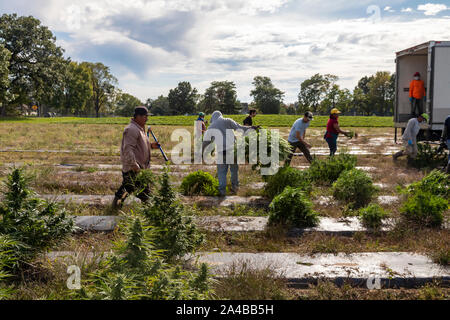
[
  {"xmin": 420, "ymin": 113, "xmax": 429, "ymax": 122},
  {"xmin": 134, "ymin": 106, "xmax": 149, "ymax": 117},
  {"xmin": 330, "ymin": 108, "xmax": 341, "ymax": 115}
]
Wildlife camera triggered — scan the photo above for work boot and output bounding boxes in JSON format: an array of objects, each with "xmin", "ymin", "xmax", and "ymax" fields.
[{"xmin": 392, "ymin": 151, "xmax": 402, "ymax": 161}]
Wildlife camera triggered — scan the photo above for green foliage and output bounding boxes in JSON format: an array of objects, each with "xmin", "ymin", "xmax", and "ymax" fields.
[
  {"xmin": 78, "ymin": 217, "xmax": 213, "ymax": 300},
  {"xmin": 0, "ymin": 168, "xmax": 74, "ymax": 271},
  {"xmin": 410, "ymin": 143, "xmax": 447, "ymax": 170},
  {"xmin": 200, "ymin": 81, "xmax": 240, "ymax": 114},
  {"xmin": 168, "ymin": 81, "xmax": 198, "ymax": 115},
  {"xmin": 332, "ymin": 169, "xmax": 378, "ymax": 208},
  {"xmin": 141, "ymin": 170, "xmax": 204, "ymax": 260},
  {"xmin": 0, "ymin": 14, "xmax": 67, "ymax": 113},
  {"xmin": 264, "ymin": 166, "xmax": 312, "ymax": 199},
  {"xmin": 0, "ymin": 44, "xmax": 10, "ymax": 104},
  {"xmin": 403, "ymin": 170, "xmax": 450, "ymax": 199},
  {"xmin": 236, "ymin": 129, "xmax": 291, "ymax": 176},
  {"xmin": 180, "ymin": 171, "xmax": 219, "ymax": 196},
  {"xmin": 148, "ymin": 95, "xmax": 170, "ymax": 116},
  {"xmin": 250, "ymin": 76, "xmax": 284, "ymax": 114},
  {"xmin": 268, "ymin": 187, "xmax": 319, "ymax": 227},
  {"xmin": 80, "ymin": 62, "xmax": 117, "ymax": 117},
  {"xmin": 115, "ymin": 92, "xmax": 143, "ymax": 117},
  {"xmin": 63, "ymin": 62, "xmax": 93, "ymax": 115},
  {"xmin": 400, "ymin": 192, "xmax": 447, "ymax": 227},
  {"xmin": 308, "ymin": 152, "xmax": 357, "ymax": 184},
  {"xmin": 0, "ymin": 235, "xmax": 19, "ymax": 299},
  {"xmin": 0, "ymin": 115, "xmax": 395, "ymax": 127},
  {"xmin": 358, "ymin": 204, "xmax": 389, "ymax": 230},
  {"xmin": 298, "ymin": 73, "xmax": 338, "ymax": 114}
]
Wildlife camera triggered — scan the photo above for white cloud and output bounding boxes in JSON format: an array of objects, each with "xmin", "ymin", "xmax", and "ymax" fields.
[
  {"xmin": 384, "ymin": 6, "xmax": 395, "ymax": 12},
  {"xmin": 417, "ymin": 3, "xmax": 449, "ymax": 16},
  {"xmin": 2, "ymin": 1, "xmax": 450, "ymax": 102}
]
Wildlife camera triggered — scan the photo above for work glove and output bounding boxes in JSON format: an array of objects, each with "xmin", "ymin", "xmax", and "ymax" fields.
[
  {"xmin": 409, "ymin": 97, "xmax": 413, "ymax": 102},
  {"xmin": 408, "ymin": 140, "xmax": 413, "ymax": 146}
]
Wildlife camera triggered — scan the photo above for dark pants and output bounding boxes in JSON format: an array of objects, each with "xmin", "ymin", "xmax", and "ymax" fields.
[
  {"xmin": 411, "ymin": 98, "xmax": 423, "ymax": 116},
  {"xmin": 115, "ymin": 171, "xmax": 151, "ymax": 203},
  {"xmin": 286, "ymin": 141, "xmax": 313, "ymax": 165},
  {"xmin": 325, "ymin": 133, "xmax": 338, "ymax": 157}
]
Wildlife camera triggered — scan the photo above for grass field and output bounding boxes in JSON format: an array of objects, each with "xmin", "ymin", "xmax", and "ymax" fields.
[
  {"xmin": 0, "ymin": 120, "xmax": 448, "ymax": 300},
  {"xmin": 0, "ymin": 115, "xmax": 394, "ymax": 127}
]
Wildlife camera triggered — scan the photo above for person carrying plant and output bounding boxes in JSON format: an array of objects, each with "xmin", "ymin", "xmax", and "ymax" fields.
[
  {"xmin": 409, "ymin": 72, "xmax": 426, "ymax": 117},
  {"xmin": 440, "ymin": 114, "xmax": 450, "ymax": 173},
  {"xmin": 324, "ymin": 108, "xmax": 352, "ymax": 156},
  {"xmin": 202, "ymin": 110, "xmax": 259, "ymax": 196},
  {"xmin": 285, "ymin": 111, "xmax": 314, "ymax": 165},
  {"xmin": 243, "ymin": 109, "xmax": 257, "ymax": 126},
  {"xmin": 393, "ymin": 113, "xmax": 429, "ymax": 163},
  {"xmin": 112, "ymin": 106, "xmax": 161, "ymax": 210}
]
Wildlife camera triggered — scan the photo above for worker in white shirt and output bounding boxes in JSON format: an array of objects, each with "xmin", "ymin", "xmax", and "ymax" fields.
[{"xmin": 393, "ymin": 113, "xmax": 429, "ymax": 163}]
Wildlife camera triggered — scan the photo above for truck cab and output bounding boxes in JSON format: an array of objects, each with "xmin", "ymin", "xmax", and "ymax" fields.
[{"xmin": 395, "ymin": 41, "xmax": 450, "ymax": 141}]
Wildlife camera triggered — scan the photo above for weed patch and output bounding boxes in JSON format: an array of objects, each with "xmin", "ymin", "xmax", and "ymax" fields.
[
  {"xmin": 180, "ymin": 171, "xmax": 219, "ymax": 196},
  {"xmin": 269, "ymin": 187, "xmax": 319, "ymax": 228}
]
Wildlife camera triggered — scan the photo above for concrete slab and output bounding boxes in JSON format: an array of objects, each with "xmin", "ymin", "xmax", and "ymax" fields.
[
  {"xmin": 74, "ymin": 216, "xmax": 120, "ymax": 232},
  {"xmin": 195, "ymin": 216, "xmax": 268, "ymax": 232},
  {"xmin": 181, "ymin": 196, "xmax": 270, "ymax": 208},
  {"xmin": 188, "ymin": 252, "xmax": 450, "ymax": 288},
  {"xmin": 45, "ymin": 250, "xmax": 449, "ymax": 288}
]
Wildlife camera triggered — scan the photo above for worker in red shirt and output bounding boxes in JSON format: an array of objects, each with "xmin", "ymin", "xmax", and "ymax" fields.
[
  {"xmin": 409, "ymin": 72, "xmax": 426, "ymax": 116},
  {"xmin": 324, "ymin": 108, "xmax": 352, "ymax": 156}
]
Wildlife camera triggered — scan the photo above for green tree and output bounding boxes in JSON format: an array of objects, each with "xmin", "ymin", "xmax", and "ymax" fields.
[
  {"xmin": 62, "ymin": 62, "xmax": 93, "ymax": 115},
  {"xmin": 81, "ymin": 62, "xmax": 117, "ymax": 117},
  {"xmin": 367, "ymin": 71, "xmax": 394, "ymax": 115},
  {"xmin": 0, "ymin": 14, "xmax": 67, "ymax": 116},
  {"xmin": 250, "ymin": 76, "xmax": 284, "ymax": 114},
  {"xmin": 201, "ymin": 81, "xmax": 240, "ymax": 114},
  {"xmin": 353, "ymin": 72, "xmax": 395, "ymax": 115},
  {"xmin": 298, "ymin": 74, "xmax": 338, "ymax": 114},
  {"xmin": 168, "ymin": 81, "xmax": 198, "ymax": 115},
  {"xmin": 116, "ymin": 92, "xmax": 143, "ymax": 116},
  {"xmin": 149, "ymin": 95, "xmax": 170, "ymax": 116},
  {"xmin": 0, "ymin": 44, "xmax": 10, "ymax": 111}
]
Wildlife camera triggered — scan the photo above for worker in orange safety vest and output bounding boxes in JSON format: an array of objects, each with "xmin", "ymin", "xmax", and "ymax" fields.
[{"xmin": 409, "ymin": 72, "xmax": 426, "ymax": 116}]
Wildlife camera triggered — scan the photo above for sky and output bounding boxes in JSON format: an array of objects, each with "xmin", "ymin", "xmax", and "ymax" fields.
[{"xmin": 1, "ymin": 0, "xmax": 450, "ymax": 103}]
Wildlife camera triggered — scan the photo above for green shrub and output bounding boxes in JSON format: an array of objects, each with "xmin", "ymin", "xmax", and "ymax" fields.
[
  {"xmin": 358, "ymin": 204, "xmax": 389, "ymax": 230},
  {"xmin": 180, "ymin": 171, "xmax": 219, "ymax": 196},
  {"xmin": 264, "ymin": 167, "xmax": 311, "ymax": 199},
  {"xmin": 400, "ymin": 192, "xmax": 448, "ymax": 227},
  {"xmin": 77, "ymin": 217, "xmax": 213, "ymax": 300},
  {"xmin": 142, "ymin": 170, "xmax": 204, "ymax": 260},
  {"xmin": 268, "ymin": 187, "xmax": 319, "ymax": 227},
  {"xmin": 404, "ymin": 170, "xmax": 450, "ymax": 199},
  {"xmin": 0, "ymin": 168, "xmax": 74, "ymax": 271},
  {"xmin": 411, "ymin": 143, "xmax": 447, "ymax": 170},
  {"xmin": 332, "ymin": 169, "xmax": 378, "ymax": 208},
  {"xmin": 308, "ymin": 153, "xmax": 357, "ymax": 184},
  {"xmin": 0, "ymin": 235, "xmax": 19, "ymax": 299},
  {"xmin": 235, "ymin": 129, "xmax": 291, "ymax": 176}
]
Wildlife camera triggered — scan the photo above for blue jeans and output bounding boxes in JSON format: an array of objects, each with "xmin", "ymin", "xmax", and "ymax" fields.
[
  {"xmin": 217, "ymin": 164, "xmax": 239, "ymax": 196},
  {"xmin": 325, "ymin": 133, "xmax": 338, "ymax": 156}
]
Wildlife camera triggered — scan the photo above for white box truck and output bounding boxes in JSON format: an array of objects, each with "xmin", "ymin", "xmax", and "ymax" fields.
[{"xmin": 395, "ymin": 41, "xmax": 450, "ymax": 141}]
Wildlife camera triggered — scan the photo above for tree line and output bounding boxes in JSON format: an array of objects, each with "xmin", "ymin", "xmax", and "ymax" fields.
[{"xmin": 0, "ymin": 14, "xmax": 395, "ymax": 117}]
